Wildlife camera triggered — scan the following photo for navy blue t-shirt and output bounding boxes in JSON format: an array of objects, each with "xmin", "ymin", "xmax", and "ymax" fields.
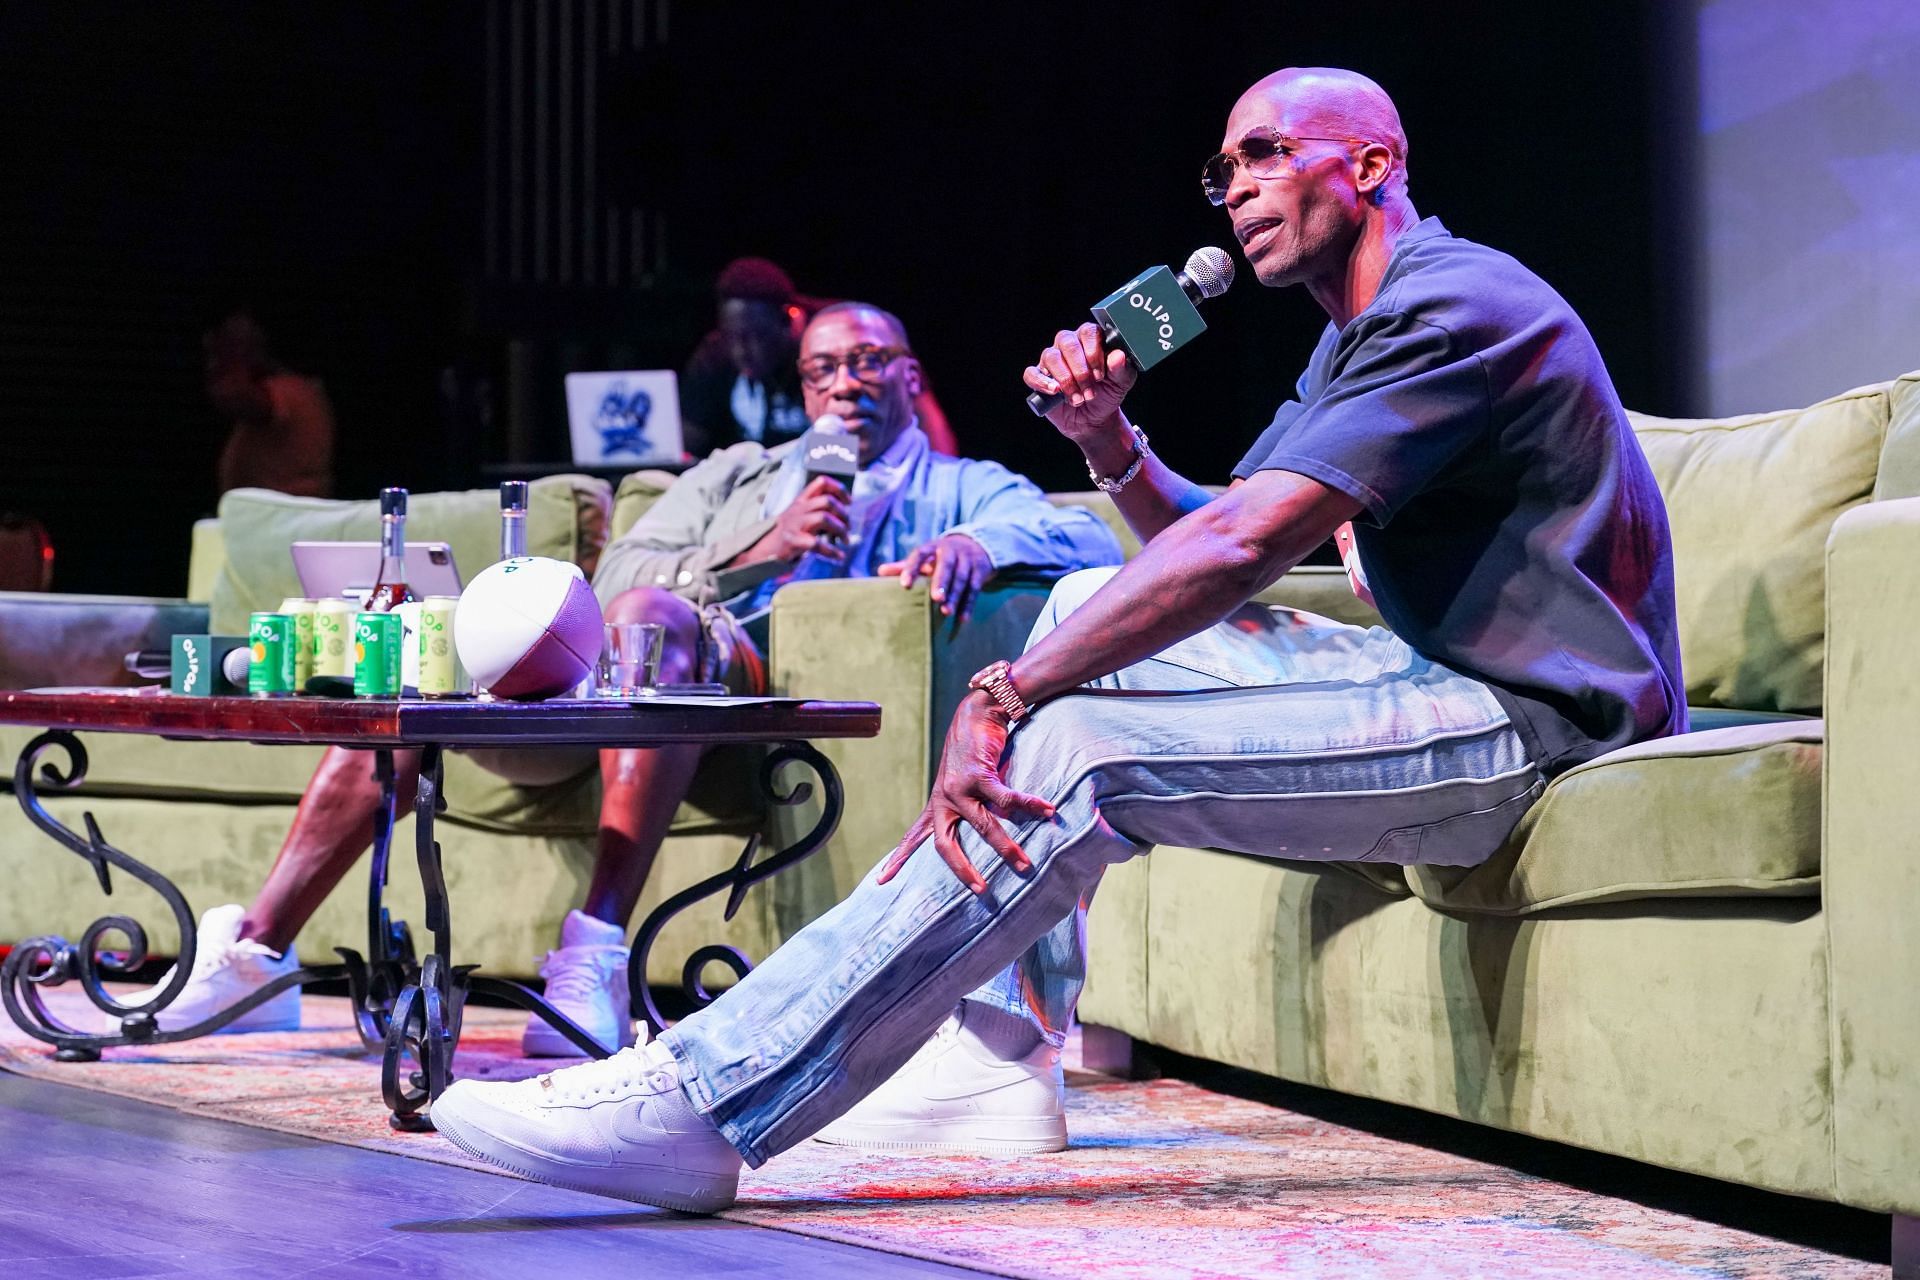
[{"xmin": 1233, "ymin": 217, "xmax": 1685, "ymax": 774}]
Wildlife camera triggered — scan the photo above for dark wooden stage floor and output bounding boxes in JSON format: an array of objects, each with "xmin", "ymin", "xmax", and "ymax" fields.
[{"xmin": 0, "ymin": 1073, "xmax": 975, "ymax": 1279}]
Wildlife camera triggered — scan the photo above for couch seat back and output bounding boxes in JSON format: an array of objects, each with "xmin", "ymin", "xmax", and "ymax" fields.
[
  {"xmin": 205, "ymin": 476, "xmax": 612, "ymax": 635},
  {"xmin": 1627, "ymin": 383, "xmax": 1894, "ymax": 714}
]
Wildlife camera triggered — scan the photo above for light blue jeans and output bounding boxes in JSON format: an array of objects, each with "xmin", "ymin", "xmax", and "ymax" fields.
[{"xmin": 663, "ymin": 568, "xmax": 1545, "ymax": 1166}]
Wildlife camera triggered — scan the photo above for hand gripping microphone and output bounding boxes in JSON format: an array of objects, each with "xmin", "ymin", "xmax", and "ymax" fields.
[
  {"xmin": 799, "ymin": 413, "xmax": 860, "ymax": 487},
  {"xmin": 795, "ymin": 413, "xmax": 860, "ymax": 554},
  {"xmin": 1026, "ymin": 246, "xmax": 1236, "ymax": 416}
]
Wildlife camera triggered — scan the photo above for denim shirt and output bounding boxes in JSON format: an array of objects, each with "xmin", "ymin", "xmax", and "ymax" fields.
[{"xmin": 593, "ymin": 439, "xmax": 1123, "ymax": 609}]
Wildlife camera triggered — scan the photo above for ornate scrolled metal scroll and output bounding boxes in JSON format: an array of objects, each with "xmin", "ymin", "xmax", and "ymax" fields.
[
  {"xmin": 627, "ymin": 740, "xmax": 845, "ymax": 1036},
  {"xmin": 1, "ymin": 733, "xmax": 403, "ymax": 1060},
  {"xmin": 0, "ymin": 731, "xmax": 199, "ymax": 1057}
]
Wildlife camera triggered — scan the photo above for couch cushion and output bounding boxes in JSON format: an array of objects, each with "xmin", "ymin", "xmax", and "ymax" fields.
[
  {"xmin": 1629, "ymin": 384, "xmax": 1888, "ymax": 713},
  {"xmin": 1405, "ymin": 720, "xmax": 1822, "ymax": 916},
  {"xmin": 206, "ymin": 476, "xmax": 612, "ymax": 635}
]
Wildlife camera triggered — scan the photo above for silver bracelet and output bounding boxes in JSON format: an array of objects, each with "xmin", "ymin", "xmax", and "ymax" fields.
[{"xmin": 1087, "ymin": 425, "xmax": 1151, "ymax": 494}]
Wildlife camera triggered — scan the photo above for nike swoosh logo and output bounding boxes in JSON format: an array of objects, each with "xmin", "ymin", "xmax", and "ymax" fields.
[
  {"xmin": 608, "ymin": 1101, "xmax": 675, "ymax": 1149},
  {"xmin": 917, "ymin": 1067, "xmax": 1033, "ymax": 1103}
]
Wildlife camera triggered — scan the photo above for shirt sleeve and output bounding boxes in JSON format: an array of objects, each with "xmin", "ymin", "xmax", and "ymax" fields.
[
  {"xmin": 1231, "ymin": 400, "xmax": 1305, "ymax": 481},
  {"xmin": 944, "ymin": 459, "xmax": 1125, "ymax": 574},
  {"xmin": 1243, "ymin": 311, "xmax": 1491, "ymax": 524},
  {"xmin": 590, "ymin": 446, "xmax": 780, "ymax": 606},
  {"xmin": 1231, "ymin": 350, "xmax": 1322, "ymax": 480}
]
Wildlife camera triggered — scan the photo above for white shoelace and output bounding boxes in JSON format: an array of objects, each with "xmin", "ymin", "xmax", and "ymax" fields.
[
  {"xmin": 538, "ymin": 949, "xmax": 624, "ymax": 1005},
  {"xmin": 185, "ymin": 936, "xmax": 276, "ymax": 981},
  {"xmin": 543, "ymin": 1043, "xmax": 676, "ymax": 1102},
  {"xmin": 901, "ymin": 1012, "xmax": 963, "ymax": 1068}
]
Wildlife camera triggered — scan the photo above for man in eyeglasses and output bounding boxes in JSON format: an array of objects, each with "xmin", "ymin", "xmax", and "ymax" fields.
[
  {"xmin": 129, "ymin": 299, "xmax": 1121, "ymax": 1062},
  {"xmin": 569, "ymin": 301, "xmax": 1119, "ymax": 1060},
  {"xmin": 430, "ymin": 68, "xmax": 1683, "ymax": 1214}
]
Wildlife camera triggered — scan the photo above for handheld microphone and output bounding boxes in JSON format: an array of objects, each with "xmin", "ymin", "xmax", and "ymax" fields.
[
  {"xmin": 799, "ymin": 413, "xmax": 860, "ymax": 487},
  {"xmin": 793, "ymin": 413, "xmax": 860, "ymax": 554},
  {"xmin": 1026, "ymin": 246, "xmax": 1236, "ymax": 416}
]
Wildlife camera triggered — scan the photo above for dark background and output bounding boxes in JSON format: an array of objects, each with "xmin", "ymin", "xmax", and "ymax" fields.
[{"xmin": 0, "ymin": 1, "xmax": 1673, "ymax": 596}]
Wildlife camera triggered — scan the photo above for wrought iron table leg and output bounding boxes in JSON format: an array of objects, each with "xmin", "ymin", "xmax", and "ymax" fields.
[
  {"xmin": 0, "ymin": 730, "xmax": 391, "ymax": 1056},
  {"xmin": 332, "ymin": 749, "xmax": 419, "ymax": 1052},
  {"xmin": 627, "ymin": 741, "xmax": 845, "ymax": 1038},
  {"xmin": 381, "ymin": 744, "xmax": 616, "ymax": 1131},
  {"xmin": 383, "ymin": 745, "xmax": 453, "ymax": 1129}
]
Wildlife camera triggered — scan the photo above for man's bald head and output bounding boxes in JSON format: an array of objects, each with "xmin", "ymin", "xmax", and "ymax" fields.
[
  {"xmin": 1215, "ymin": 67, "xmax": 1420, "ymax": 298},
  {"xmin": 1230, "ymin": 67, "xmax": 1410, "ymax": 198}
]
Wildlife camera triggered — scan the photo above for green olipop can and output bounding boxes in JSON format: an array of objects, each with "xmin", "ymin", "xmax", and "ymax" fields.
[
  {"xmin": 352, "ymin": 611, "xmax": 404, "ymax": 697},
  {"xmin": 417, "ymin": 596, "xmax": 461, "ymax": 697},
  {"xmin": 278, "ymin": 596, "xmax": 316, "ymax": 691},
  {"xmin": 247, "ymin": 612, "xmax": 297, "ymax": 697},
  {"xmin": 314, "ymin": 598, "xmax": 356, "ymax": 678}
]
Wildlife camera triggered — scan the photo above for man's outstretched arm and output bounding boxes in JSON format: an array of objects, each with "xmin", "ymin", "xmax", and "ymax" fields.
[{"xmin": 879, "ymin": 466, "xmax": 1360, "ymax": 892}]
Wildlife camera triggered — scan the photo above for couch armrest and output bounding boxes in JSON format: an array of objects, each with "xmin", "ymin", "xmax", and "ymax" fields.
[
  {"xmin": 187, "ymin": 517, "xmax": 225, "ymax": 604},
  {"xmin": 1251, "ymin": 563, "xmax": 1385, "ymax": 629},
  {"xmin": 0, "ymin": 593, "xmax": 210, "ymax": 691},
  {"xmin": 1823, "ymin": 494, "xmax": 1920, "ymax": 1214},
  {"xmin": 761, "ymin": 575, "xmax": 1056, "ymax": 940}
]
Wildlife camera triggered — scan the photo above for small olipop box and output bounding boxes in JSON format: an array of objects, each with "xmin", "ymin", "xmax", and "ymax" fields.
[{"xmin": 170, "ymin": 634, "xmax": 250, "ymax": 696}]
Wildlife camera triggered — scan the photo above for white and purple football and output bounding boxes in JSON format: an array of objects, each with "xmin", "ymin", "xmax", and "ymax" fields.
[{"xmin": 454, "ymin": 556, "xmax": 602, "ymax": 700}]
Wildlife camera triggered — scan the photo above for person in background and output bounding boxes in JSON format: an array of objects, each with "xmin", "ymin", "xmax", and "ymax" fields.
[
  {"xmin": 123, "ymin": 300, "xmax": 1119, "ymax": 1063},
  {"xmin": 680, "ymin": 257, "xmax": 959, "ymax": 456},
  {"xmin": 206, "ymin": 307, "xmax": 336, "ymax": 499}
]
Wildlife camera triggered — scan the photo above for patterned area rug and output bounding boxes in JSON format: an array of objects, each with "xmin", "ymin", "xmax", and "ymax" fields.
[{"xmin": 0, "ymin": 989, "xmax": 1882, "ymax": 1279}]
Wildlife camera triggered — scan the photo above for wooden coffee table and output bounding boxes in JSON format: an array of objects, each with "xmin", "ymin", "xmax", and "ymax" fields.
[{"xmin": 0, "ymin": 688, "xmax": 880, "ymax": 1128}]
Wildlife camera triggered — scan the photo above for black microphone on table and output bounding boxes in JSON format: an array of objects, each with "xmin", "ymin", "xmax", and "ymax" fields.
[{"xmin": 1026, "ymin": 246, "xmax": 1237, "ymax": 416}]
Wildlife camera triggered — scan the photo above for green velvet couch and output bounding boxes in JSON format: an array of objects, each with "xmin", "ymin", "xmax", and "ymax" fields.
[
  {"xmin": 1058, "ymin": 370, "xmax": 1920, "ymax": 1239},
  {"xmin": 3, "ymin": 372, "xmax": 1917, "ymax": 1243},
  {"xmin": 0, "ymin": 473, "xmax": 1082, "ymax": 992}
]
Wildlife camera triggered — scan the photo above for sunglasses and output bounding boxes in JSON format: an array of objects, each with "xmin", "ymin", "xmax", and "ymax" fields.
[{"xmin": 1201, "ymin": 127, "xmax": 1376, "ymax": 205}]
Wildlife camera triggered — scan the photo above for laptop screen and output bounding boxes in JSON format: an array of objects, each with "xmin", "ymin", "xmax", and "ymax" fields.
[
  {"xmin": 290, "ymin": 542, "xmax": 464, "ymax": 603},
  {"xmin": 564, "ymin": 370, "xmax": 685, "ymax": 467}
]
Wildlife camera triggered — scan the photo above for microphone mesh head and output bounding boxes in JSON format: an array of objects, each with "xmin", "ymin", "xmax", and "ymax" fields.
[
  {"xmin": 811, "ymin": 413, "xmax": 848, "ymax": 434},
  {"xmin": 1183, "ymin": 247, "xmax": 1236, "ymax": 299}
]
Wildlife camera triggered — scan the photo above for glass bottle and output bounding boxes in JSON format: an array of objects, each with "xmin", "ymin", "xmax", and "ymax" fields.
[
  {"xmin": 365, "ymin": 487, "xmax": 415, "ymax": 611},
  {"xmin": 499, "ymin": 480, "xmax": 528, "ymax": 562}
]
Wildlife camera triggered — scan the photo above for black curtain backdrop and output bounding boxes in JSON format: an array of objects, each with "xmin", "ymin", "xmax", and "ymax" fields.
[{"xmin": 0, "ymin": 2, "xmax": 1664, "ymax": 595}]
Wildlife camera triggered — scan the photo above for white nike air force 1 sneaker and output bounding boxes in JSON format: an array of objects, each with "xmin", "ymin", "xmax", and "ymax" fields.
[
  {"xmin": 522, "ymin": 910, "xmax": 637, "ymax": 1057},
  {"xmin": 105, "ymin": 903, "xmax": 301, "ymax": 1035},
  {"xmin": 430, "ymin": 1039, "xmax": 741, "ymax": 1213},
  {"xmin": 813, "ymin": 1009, "xmax": 1069, "ymax": 1155}
]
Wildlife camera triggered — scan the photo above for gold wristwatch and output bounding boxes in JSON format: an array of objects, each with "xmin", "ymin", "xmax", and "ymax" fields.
[{"xmin": 968, "ymin": 659, "xmax": 1031, "ymax": 724}]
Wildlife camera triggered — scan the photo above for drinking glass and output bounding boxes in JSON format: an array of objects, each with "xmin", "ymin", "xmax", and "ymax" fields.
[{"xmin": 598, "ymin": 621, "xmax": 665, "ymax": 697}]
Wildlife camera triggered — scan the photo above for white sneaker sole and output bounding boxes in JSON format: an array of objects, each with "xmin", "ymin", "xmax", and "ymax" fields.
[
  {"xmin": 813, "ymin": 1112, "xmax": 1068, "ymax": 1156},
  {"xmin": 211, "ymin": 1002, "xmax": 303, "ymax": 1035},
  {"xmin": 430, "ymin": 1096, "xmax": 738, "ymax": 1214}
]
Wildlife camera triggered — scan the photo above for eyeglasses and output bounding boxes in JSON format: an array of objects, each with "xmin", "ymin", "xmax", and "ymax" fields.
[
  {"xmin": 1201, "ymin": 126, "xmax": 1376, "ymax": 206},
  {"xmin": 797, "ymin": 344, "xmax": 911, "ymax": 391}
]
